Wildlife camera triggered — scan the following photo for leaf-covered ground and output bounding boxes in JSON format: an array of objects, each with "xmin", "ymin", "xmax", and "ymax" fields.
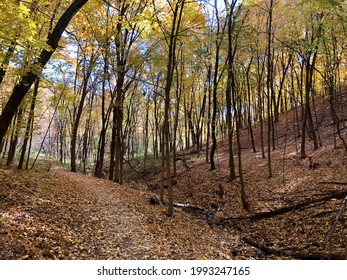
[
  {"xmin": 1, "ymin": 92, "xmax": 346, "ymax": 260},
  {"xmin": 144, "ymin": 92, "xmax": 347, "ymax": 259},
  {"xmin": 0, "ymin": 165, "xmax": 248, "ymax": 259}
]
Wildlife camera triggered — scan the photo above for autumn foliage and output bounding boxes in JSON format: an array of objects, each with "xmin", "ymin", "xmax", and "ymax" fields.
[{"xmin": 0, "ymin": 0, "xmax": 347, "ymax": 260}]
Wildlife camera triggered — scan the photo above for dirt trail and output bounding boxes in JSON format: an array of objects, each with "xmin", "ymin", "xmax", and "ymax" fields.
[
  {"xmin": 48, "ymin": 167, "xmax": 248, "ymax": 259},
  {"xmin": 1, "ymin": 165, "xmax": 244, "ymax": 260},
  {"xmin": 51, "ymin": 168, "xmax": 154, "ymax": 259}
]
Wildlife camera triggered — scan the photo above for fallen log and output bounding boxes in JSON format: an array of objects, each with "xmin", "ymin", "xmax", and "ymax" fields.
[
  {"xmin": 242, "ymin": 237, "xmax": 283, "ymax": 257},
  {"xmin": 243, "ymin": 237, "xmax": 343, "ymax": 260},
  {"xmin": 173, "ymin": 203, "xmax": 211, "ymax": 216},
  {"xmin": 149, "ymin": 197, "xmax": 210, "ymax": 216},
  {"xmin": 218, "ymin": 189, "xmax": 347, "ymax": 223},
  {"xmin": 309, "ymin": 210, "xmax": 336, "ymax": 218},
  {"xmin": 327, "ymin": 194, "xmax": 347, "ymax": 259},
  {"xmin": 319, "ymin": 181, "xmax": 347, "ymax": 185}
]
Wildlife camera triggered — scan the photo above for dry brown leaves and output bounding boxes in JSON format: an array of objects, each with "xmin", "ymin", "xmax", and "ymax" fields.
[
  {"xmin": 1, "ymin": 94, "xmax": 347, "ymax": 260},
  {"xmin": 0, "ymin": 165, "xmax": 247, "ymax": 260},
  {"xmin": 145, "ymin": 94, "xmax": 347, "ymax": 259}
]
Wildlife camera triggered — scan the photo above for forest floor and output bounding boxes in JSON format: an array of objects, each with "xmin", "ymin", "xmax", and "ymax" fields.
[
  {"xmin": 143, "ymin": 91, "xmax": 347, "ymax": 260},
  {"xmin": 0, "ymin": 165, "xmax": 245, "ymax": 259},
  {"xmin": 0, "ymin": 92, "xmax": 347, "ymax": 259}
]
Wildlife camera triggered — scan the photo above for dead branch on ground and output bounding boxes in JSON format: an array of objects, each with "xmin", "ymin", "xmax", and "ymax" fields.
[
  {"xmin": 319, "ymin": 181, "xmax": 347, "ymax": 185},
  {"xmin": 327, "ymin": 194, "xmax": 347, "ymax": 260},
  {"xmin": 243, "ymin": 237, "xmax": 342, "ymax": 260},
  {"xmin": 218, "ymin": 189, "xmax": 347, "ymax": 223}
]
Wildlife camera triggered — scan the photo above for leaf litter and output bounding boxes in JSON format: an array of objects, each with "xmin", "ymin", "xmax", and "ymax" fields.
[{"xmin": 1, "ymin": 94, "xmax": 347, "ymax": 259}]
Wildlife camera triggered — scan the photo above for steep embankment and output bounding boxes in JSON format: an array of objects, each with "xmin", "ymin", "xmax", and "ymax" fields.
[{"xmin": 147, "ymin": 90, "xmax": 347, "ymax": 259}]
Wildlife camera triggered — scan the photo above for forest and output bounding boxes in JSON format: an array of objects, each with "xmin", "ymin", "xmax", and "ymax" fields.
[{"xmin": 0, "ymin": 0, "xmax": 346, "ymax": 260}]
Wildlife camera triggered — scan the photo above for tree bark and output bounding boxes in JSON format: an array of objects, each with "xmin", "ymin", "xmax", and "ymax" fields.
[
  {"xmin": 210, "ymin": 0, "xmax": 224, "ymax": 171},
  {"xmin": 18, "ymin": 79, "xmax": 39, "ymax": 170},
  {"xmin": 6, "ymin": 109, "xmax": 23, "ymax": 166},
  {"xmin": 266, "ymin": 0, "xmax": 274, "ymax": 178},
  {"xmin": 225, "ymin": 11, "xmax": 236, "ymax": 180},
  {"xmin": 0, "ymin": 0, "xmax": 89, "ymax": 145},
  {"xmin": 160, "ymin": 0, "xmax": 185, "ymax": 216},
  {"xmin": 71, "ymin": 56, "xmax": 94, "ymax": 172}
]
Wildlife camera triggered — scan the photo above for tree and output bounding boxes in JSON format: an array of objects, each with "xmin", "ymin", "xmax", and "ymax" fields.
[
  {"xmin": 298, "ymin": 7, "xmax": 323, "ymax": 158},
  {"xmin": 108, "ymin": 0, "xmax": 148, "ymax": 184},
  {"xmin": 209, "ymin": 0, "xmax": 226, "ymax": 171},
  {"xmin": 0, "ymin": 0, "xmax": 89, "ymax": 146},
  {"xmin": 266, "ymin": 0, "xmax": 274, "ymax": 178},
  {"xmin": 70, "ymin": 30, "xmax": 99, "ymax": 172},
  {"xmin": 224, "ymin": 0, "xmax": 238, "ymax": 181},
  {"xmin": 18, "ymin": 79, "xmax": 40, "ymax": 170},
  {"xmin": 224, "ymin": 0, "xmax": 250, "ymax": 209},
  {"xmin": 156, "ymin": 0, "xmax": 186, "ymax": 216}
]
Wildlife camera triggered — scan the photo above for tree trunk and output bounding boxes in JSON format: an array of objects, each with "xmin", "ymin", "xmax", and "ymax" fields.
[
  {"xmin": 266, "ymin": 0, "xmax": 274, "ymax": 178},
  {"xmin": 95, "ymin": 24, "xmax": 112, "ymax": 178},
  {"xmin": 274, "ymin": 54, "xmax": 292, "ymax": 123},
  {"xmin": 160, "ymin": 0, "xmax": 185, "ymax": 216},
  {"xmin": 235, "ymin": 99, "xmax": 249, "ymax": 211},
  {"xmin": 18, "ymin": 79, "xmax": 39, "ymax": 169},
  {"xmin": 143, "ymin": 99, "xmax": 150, "ymax": 172},
  {"xmin": 301, "ymin": 52, "xmax": 318, "ymax": 158},
  {"xmin": 205, "ymin": 64, "xmax": 212, "ymax": 163},
  {"xmin": 71, "ymin": 60, "xmax": 93, "ymax": 172},
  {"xmin": 7, "ymin": 109, "xmax": 23, "ymax": 166},
  {"xmin": 210, "ymin": 65, "xmax": 218, "ymax": 171},
  {"xmin": 113, "ymin": 72, "xmax": 125, "ymax": 184},
  {"xmin": 210, "ymin": 0, "xmax": 224, "ymax": 170},
  {"xmin": 225, "ymin": 5, "xmax": 236, "ymax": 180},
  {"xmin": 0, "ymin": 0, "xmax": 89, "ymax": 145},
  {"xmin": 173, "ymin": 57, "xmax": 183, "ymax": 176},
  {"xmin": 246, "ymin": 59, "xmax": 256, "ymax": 153}
]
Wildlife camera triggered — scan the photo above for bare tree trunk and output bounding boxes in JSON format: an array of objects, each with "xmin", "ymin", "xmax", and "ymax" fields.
[
  {"xmin": 154, "ymin": 0, "xmax": 185, "ymax": 216},
  {"xmin": 205, "ymin": 64, "xmax": 212, "ymax": 163},
  {"xmin": 71, "ymin": 58, "xmax": 94, "ymax": 172},
  {"xmin": 301, "ymin": 52, "xmax": 318, "ymax": 158},
  {"xmin": 95, "ymin": 17, "xmax": 112, "ymax": 178},
  {"xmin": 0, "ymin": 0, "xmax": 89, "ymax": 145},
  {"xmin": 246, "ymin": 58, "xmax": 256, "ymax": 153},
  {"xmin": 224, "ymin": 0, "xmax": 236, "ymax": 179},
  {"xmin": 235, "ymin": 98, "xmax": 250, "ymax": 211},
  {"xmin": 18, "ymin": 79, "xmax": 39, "ymax": 169},
  {"xmin": 6, "ymin": 109, "xmax": 23, "ymax": 166},
  {"xmin": 266, "ymin": 0, "xmax": 274, "ymax": 178},
  {"xmin": 82, "ymin": 92, "xmax": 95, "ymax": 174},
  {"xmin": 173, "ymin": 55, "xmax": 183, "ymax": 176},
  {"xmin": 143, "ymin": 98, "xmax": 150, "ymax": 172},
  {"xmin": 210, "ymin": 0, "xmax": 225, "ymax": 171}
]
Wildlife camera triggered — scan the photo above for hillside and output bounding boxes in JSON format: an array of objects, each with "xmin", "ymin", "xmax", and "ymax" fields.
[
  {"xmin": 146, "ymin": 91, "xmax": 347, "ymax": 259},
  {"xmin": 0, "ymin": 92, "xmax": 346, "ymax": 260}
]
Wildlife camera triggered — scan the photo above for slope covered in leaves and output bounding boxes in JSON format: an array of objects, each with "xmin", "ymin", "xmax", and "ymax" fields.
[
  {"xmin": 0, "ymin": 165, "xmax": 247, "ymax": 259},
  {"xmin": 146, "ymin": 91, "xmax": 347, "ymax": 259}
]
